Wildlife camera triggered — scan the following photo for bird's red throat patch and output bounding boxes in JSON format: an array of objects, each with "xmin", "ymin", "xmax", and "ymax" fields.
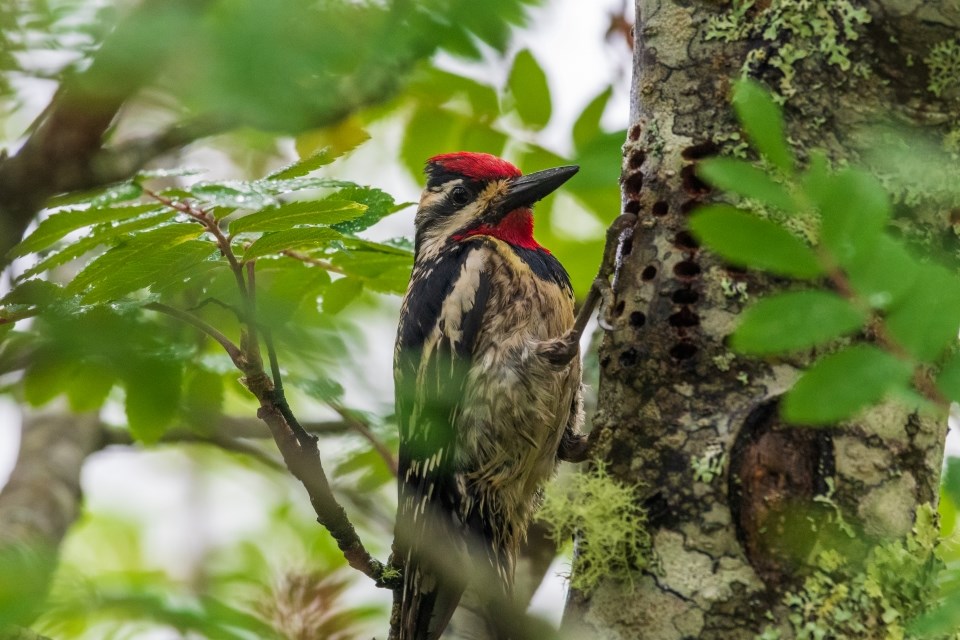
[
  {"xmin": 456, "ymin": 208, "xmax": 546, "ymax": 252},
  {"xmin": 428, "ymin": 152, "xmax": 521, "ymax": 181}
]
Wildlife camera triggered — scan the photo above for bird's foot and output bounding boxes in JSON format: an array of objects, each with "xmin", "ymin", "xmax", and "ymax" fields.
[
  {"xmin": 537, "ymin": 331, "xmax": 580, "ymax": 368},
  {"xmin": 558, "ymin": 432, "xmax": 591, "ymax": 463}
]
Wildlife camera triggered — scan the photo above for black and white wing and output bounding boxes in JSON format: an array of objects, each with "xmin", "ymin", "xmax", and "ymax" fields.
[{"xmin": 394, "ymin": 242, "xmax": 492, "ymax": 640}]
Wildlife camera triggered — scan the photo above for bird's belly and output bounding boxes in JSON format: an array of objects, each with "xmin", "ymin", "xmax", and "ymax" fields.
[{"xmin": 456, "ymin": 337, "xmax": 574, "ymax": 529}]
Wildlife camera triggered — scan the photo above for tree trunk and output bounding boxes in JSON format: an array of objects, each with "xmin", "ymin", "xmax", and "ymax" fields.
[{"xmin": 564, "ymin": 1, "xmax": 960, "ymax": 637}]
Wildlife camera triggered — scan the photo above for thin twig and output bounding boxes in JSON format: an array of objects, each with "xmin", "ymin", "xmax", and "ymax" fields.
[
  {"xmin": 262, "ymin": 328, "xmax": 317, "ymax": 447},
  {"xmin": 827, "ymin": 265, "xmax": 950, "ymax": 411},
  {"xmin": 144, "ymin": 188, "xmax": 248, "ymax": 297},
  {"xmin": 101, "ymin": 423, "xmax": 284, "ymax": 471},
  {"xmin": 281, "ymin": 249, "xmax": 346, "ymax": 275},
  {"xmin": 144, "ymin": 302, "xmax": 243, "ymax": 366},
  {"xmin": 0, "ymin": 309, "xmax": 39, "ymax": 325},
  {"xmin": 330, "ymin": 401, "xmax": 398, "ymax": 477},
  {"xmin": 188, "ymin": 297, "xmax": 244, "ymax": 318},
  {"xmin": 571, "ymin": 212, "xmax": 637, "ymax": 342}
]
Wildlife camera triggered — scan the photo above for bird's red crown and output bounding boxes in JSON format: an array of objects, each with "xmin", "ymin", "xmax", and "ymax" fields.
[{"xmin": 427, "ymin": 152, "xmax": 522, "ymax": 181}]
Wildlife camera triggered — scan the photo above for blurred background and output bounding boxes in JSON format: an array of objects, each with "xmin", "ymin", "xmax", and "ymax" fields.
[{"xmin": 0, "ymin": 0, "xmax": 634, "ymax": 637}]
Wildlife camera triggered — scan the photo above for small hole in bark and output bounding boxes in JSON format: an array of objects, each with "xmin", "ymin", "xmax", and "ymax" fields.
[
  {"xmin": 673, "ymin": 261, "xmax": 701, "ymax": 278},
  {"xmin": 600, "ymin": 355, "xmax": 611, "ymax": 368},
  {"xmin": 619, "ymin": 348, "xmax": 639, "ymax": 367},
  {"xmin": 681, "ymin": 165, "xmax": 710, "ymax": 195},
  {"xmin": 674, "ymin": 231, "xmax": 699, "ymax": 250},
  {"xmin": 621, "ymin": 236, "xmax": 634, "ymax": 258},
  {"xmin": 628, "ymin": 150, "xmax": 646, "ymax": 169},
  {"xmin": 680, "ymin": 199, "xmax": 700, "ymax": 215},
  {"xmin": 670, "ymin": 342, "xmax": 698, "ymax": 360},
  {"xmin": 624, "ymin": 171, "xmax": 644, "ymax": 195},
  {"xmin": 681, "ymin": 140, "xmax": 720, "ymax": 160},
  {"xmin": 630, "ymin": 311, "xmax": 646, "ymax": 327},
  {"xmin": 641, "ymin": 265, "xmax": 657, "ymax": 281},
  {"xmin": 669, "ymin": 307, "xmax": 700, "ymax": 328},
  {"xmin": 629, "ymin": 124, "xmax": 643, "ymax": 141},
  {"xmin": 624, "ymin": 200, "xmax": 641, "ymax": 215},
  {"xmin": 613, "ymin": 300, "xmax": 626, "ymax": 317},
  {"xmin": 652, "ymin": 201, "xmax": 669, "ymax": 216},
  {"xmin": 672, "ymin": 288, "xmax": 699, "ymax": 305}
]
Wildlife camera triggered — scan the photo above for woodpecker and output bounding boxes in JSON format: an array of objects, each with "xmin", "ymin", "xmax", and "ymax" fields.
[{"xmin": 393, "ymin": 152, "xmax": 586, "ymax": 640}]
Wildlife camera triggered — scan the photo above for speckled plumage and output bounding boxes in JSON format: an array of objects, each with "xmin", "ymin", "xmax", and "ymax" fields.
[{"xmin": 394, "ymin": 153, "xmax": 584, "ymax": 640}]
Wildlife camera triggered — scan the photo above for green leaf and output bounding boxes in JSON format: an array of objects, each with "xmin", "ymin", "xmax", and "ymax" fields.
[
  {"xmin": 189, "ymin": 183, "xmax": 278, "ymax": 210},
  {"xmin": 87, "ymin": 240, "xmax": 217, "ymax": 303},
  {"xmin": 183, "ymin": 367, "xmax": 224, "ymax": 429},
  {"xmin": 89, "ymin": 181, "xmax": 144, "ymax": 207},
  {"xmin": 332, "ymin": 251, "xmax": 413, "ymax": 279},
  {"xmin": 697, "ymin": 157, "xmax": 796, "ymax": 213},
  {"xmin": 229, "ymin": 200, "xmax": 366, "ymax": 234},
  {"xmin": 19, "ymin": 212, "xmax": 177, "ymax": 279},
  {"xmin": 66, "ymin": 361, "xmax": 115, "ymax": 412},
  {"xmin": 688, "ymin": 204, "xmax": 823, "ymax": 278},
  {"xmin": 407, "ymin": 66, "xmax": 500, "ymax": 120},
  {"xmin": 782, "ymin": 345, "xmax": 912, "ymax": 425},
  {"xmin": 322, "ymin": 277, "xmax": 363, "ymax": 314},
  {"xmin": 507, "ymin": 49, "xmax": 551, "ymax": 129},
  {"xmin": 401, "ymin": 106, "xmax": 458, "ymax": 178},
  {"xmin": 10, "ymin": 204, "xmax": 162, "ymax": 258},
  {"xmin": 299, "ymin": 376, "xmax": 345, "ymax": 403},
  {"xmin": 66, "ymin": 222, "xmax": 211, "ymax": 301},
  {"xmin": 23, "ymin": 355, "xmax": 75, "ymax": 406},
  {"xmin": 808, "ymin": 168, "xmax": 891, "ymax": 268},
  {"xmin": 329, "ymin": 187, "xmax": 408, "ymax": 234},
  {"xmin": 124, "ymin": 358, "xmax": 182, "ymax": 444},
  {"xmin": 573, "ymin": 86, "xmax": 612, "ymax": 150},
  {"xmin": 292, "ymin": 116, "xmax": 371, "ymax": 166},
  {"xmin": 255, "ymin": 261, "xmax": 331, "ymax": 326},
  {"xmin": 936, "ymin": 352, "xmax": 960, "ymax": 404},
  {"xmin": 732, "ymin": 290, "xmax": 866, "ymax": 355},
  {"xmin": 570, "ymin": 131, "xmax": 626, "ymax": 219},
  {"xmin": 732, "ymin": 79, "xmax": 794, "ymax": 174},
  {"xmin": 844, "ymin": 235, "xmax": 919, "ymax": 309},
  {"xmin": 884, "ymin": 264, "xmax": 960, "ymax": 362},
  {"xmin": 268, "ymin": 148, "xmax": 339, "ymax": 180},
  {"xmin": 1, "ymin": 280, "xmax": 63, "ymax": 308},
  {"xmin": 242, "ymin": 228, "xmax": 343, "ymax": 261}
]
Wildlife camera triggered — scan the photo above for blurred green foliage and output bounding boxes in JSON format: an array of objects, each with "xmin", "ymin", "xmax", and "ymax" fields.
[{"xmin": 692, "ymin": 79, "xmax": 960, "ymax": 426}]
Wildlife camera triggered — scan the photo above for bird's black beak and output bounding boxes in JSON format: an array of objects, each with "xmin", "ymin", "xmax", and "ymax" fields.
[{"xmin": 498, "ymin": 165, "xmax": 579, "ymax": 216}]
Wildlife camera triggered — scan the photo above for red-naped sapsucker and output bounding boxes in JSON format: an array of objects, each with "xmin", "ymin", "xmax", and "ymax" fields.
[{"xmin": 393, "ymin": 152, "xmax": 586, "ymax": 640}]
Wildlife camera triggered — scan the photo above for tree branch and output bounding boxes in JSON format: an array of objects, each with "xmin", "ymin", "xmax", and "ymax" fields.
[
  {"xmin": 329, "ymin": 401, "xmax": 398, "ymax": 477},
  {"xmin": 144, "ymin": 302, "xmax": 243, "ymax": 366},
  {"xmin": 0, "ymin": 0, "xmax": 218, "ymax": 264},
  {"xmin": 0, "ymin": 410, "xmax": 103, "ymax": 628}
]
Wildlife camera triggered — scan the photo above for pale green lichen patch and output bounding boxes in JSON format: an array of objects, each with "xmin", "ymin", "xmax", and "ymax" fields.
[
  {"xmin": 537, "ymin": 463, "xmax": 651, "ymax": 593},
  {"xmin": 759, "ymin": 504, "xmax": 941, "ymax": 640},
  {"xmin": 692, "ymin": 445, "xmax": 726, "ymax": 484},
  {"xmin": 925, "ymin": 38, "xmax": 960, "ymax": 98},
  {"xmin": 706, "ymin": 0, "xmax": 872, "ymax": 100}
]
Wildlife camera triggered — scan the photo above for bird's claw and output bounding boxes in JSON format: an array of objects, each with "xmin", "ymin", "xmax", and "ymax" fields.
[
  {"xmin": 538, "ymin": 332, "xmax": 580, "ymax": 368},
  {"xmin": 595, "ymin": 280, "xmax": 616, "ymax": 331}
]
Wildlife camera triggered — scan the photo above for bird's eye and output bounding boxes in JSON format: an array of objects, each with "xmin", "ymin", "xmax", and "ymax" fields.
[{"xmin": 450, "ymin": 186, "xmax": 470, "ymax": 206}]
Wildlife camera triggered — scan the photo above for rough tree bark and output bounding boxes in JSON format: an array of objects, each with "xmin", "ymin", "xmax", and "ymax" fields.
[
  {"xmin": 0, "ymin": 411, "xmax": 102, "ymax": 632},
  {"xmin": 565, "ymin": 1, "xmax": 960, "ymax": 638}
]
